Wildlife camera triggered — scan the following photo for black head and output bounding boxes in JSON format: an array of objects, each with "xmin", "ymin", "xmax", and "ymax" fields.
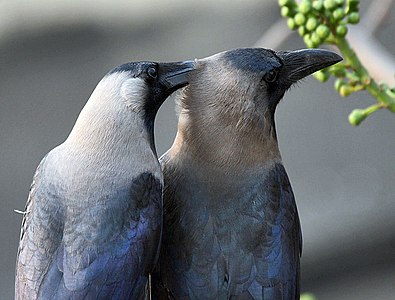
[
  {"xmin": 109, "ymin": 60, "xmax": 195, "ymax": 117},
  {"xmin": 105, "ymin": 60, "xmax": 194, "ymax": 155}
]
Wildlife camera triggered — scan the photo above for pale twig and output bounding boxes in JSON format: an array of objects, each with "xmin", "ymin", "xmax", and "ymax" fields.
[
  {"xmin": 362, "ymin": 0, "xmax": 395, "ymax": 36},
  {"xmin": 346, "ymin": 27, "xmax": 395, "ymax": 86}
]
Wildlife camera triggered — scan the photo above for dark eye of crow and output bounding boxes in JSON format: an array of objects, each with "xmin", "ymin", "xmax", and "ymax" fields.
[
  {"xmin": 147, "ymin": 67, "xmax": 158, "ymax": 79},
  {"xmin": 263, "ymin": 69, "xmax": 278, "ymax": 83}
]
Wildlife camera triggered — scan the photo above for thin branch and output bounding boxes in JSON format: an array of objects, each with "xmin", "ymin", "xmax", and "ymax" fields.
[
  {"xmin": 346, "ymin": 27, "xmax": 395, "ymax": 86},
  {"xmin": 362, "ymin": 0, "xmax": 395, "ymax": 36}
]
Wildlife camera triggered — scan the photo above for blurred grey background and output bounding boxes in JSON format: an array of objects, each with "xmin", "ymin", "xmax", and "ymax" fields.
[{"xmin": 1, "ymin": 0, "xmax": 394, "ymax": 299}]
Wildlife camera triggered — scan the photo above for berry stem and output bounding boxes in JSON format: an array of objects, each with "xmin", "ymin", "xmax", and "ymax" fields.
[{"xmin": 335, "ymin": 37, "xmax": 395, "ymax": 112}]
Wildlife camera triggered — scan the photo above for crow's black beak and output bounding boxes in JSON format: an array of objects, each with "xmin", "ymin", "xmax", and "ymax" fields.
[
  {"xmin": 159, "ymin": 61, "xmax": 195, "ymax": 92},
  {"xmin": 278, "ymin": 49, "xmax": 342, "ymax": 82}
]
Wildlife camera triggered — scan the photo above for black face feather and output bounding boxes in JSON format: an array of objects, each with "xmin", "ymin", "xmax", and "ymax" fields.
[
  {"xmin": 223, "ymin": 48, "xmax": 341, "ymax": 85},
  {"xmin": 108, "ymin": 60, "xmax": 194, "ymax": 156},
  {"xmin": 109, "ymin": 60, "xmax": 194, "ymax": 115},
  {"xmin": 223, "ymin": 48, "xmax": 342, "ymax": 113}
]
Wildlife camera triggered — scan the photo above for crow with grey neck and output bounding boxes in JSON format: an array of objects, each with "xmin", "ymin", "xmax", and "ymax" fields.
[
  {"xmin": 15, "ymin": 60, "xmax": 194, "ymax": 299},
  {"xmin": 153, "ymin": 48, "xmax": 342, "ymax": 299}
]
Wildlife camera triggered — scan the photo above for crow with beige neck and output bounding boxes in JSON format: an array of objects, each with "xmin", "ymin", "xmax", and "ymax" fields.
[{"xmin": 153, "ymin": 48, "xmax": 342, "ymax": 299}]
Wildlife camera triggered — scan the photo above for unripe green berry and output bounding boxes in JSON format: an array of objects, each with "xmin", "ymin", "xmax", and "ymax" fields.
[
  {"xmin": 324, "ymin": 0, "xmax": 338, "ymax": 10},
  {"xmin": 335, "ymin": 78, "xmax": 345, "ymax": 91},
  {"xmin": 287, "ymin": 18, "xmax": 297, "ymax": 30},
  {"xmin": 306, "ymin": 17, "xmax": 318, "ymax": 31},
  {"xmin": 299, "ymin": 0, "xmax": 312, "ymax": 14},
  {"xmin": 349, "ymin": 0, "xmax": 360, "ymax": 5},
  {"xmin": 348, "ymin": 109, "xmax": 367, "ymax": 126},
  {"xmin": 335, "ymin": 0, "xmax": 345, "ymax": 5},
  {"xmin": 348, "ymin": 12, "xmax": 360, "ymax": 24},
  {"xmin": 311, "ymin": 32, "xmax": 322, "ymax": 46},
  {"xmin": 298, "ymin": 26, "xmax": 307, "ymax": 36},
  {"xmin": 281, "ymin": 6, "xmax": 292, "ymax": 17},
  {"xmin": 313, "ymin": 70, "xmax": 330, "ymax": 82},
  {"xmin": 336, "ymin": 24, "xmax": 348, "ymax": 37},
  {"xmin": 316, "ymin": 24, "xmax": 330, "ymax": 39},
  {"xmin": 313, "ymin": 0, "xmax": 324, "ymax": 11},
  {"xmin": 306, "ymin": 41, "xmax": 315, "ymax": 48},
  {"xmin": 300, "ymin": 293, "xmax": 317, "ymax": 300},
  {"xmin": 278, "ymin": 0, "xmax": 292, "ymax": 7},
  {"xmin": 333, "ymin": 8, "xmax": 345, "ymax": 20},
  {"xmin": 294, "ymin": 13, "xmax": 306, "ymax": 26},
  {"xmin": 330, "ymin": 64, "xmax": 346, "ymax": 77},
  {"xmin": 346, "ymin": 0, "xmax": 359, "ymax": 14},
  {"xmin": 347, "ymin": 0, "xmax": 360, "ymax": 6},
  {"xmin": 339, "ymin": 84, "xmax": 354, "ymax": 97},
  {"xmin": 303, "ymin": 35, "xmax": 315, "ymax": 48},
  {"xmin": 345, "ymin": 71, "xmax": 360, "ymax": 83}
]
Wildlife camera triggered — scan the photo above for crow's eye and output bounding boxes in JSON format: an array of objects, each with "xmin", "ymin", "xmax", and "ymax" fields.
[
  {"xmin": 147, "ymin": 67, "xmax": 158, "ymax": 79},
  {"xmin": 263, "ymin": 69, "xmax": 278, "ymax": 83}
]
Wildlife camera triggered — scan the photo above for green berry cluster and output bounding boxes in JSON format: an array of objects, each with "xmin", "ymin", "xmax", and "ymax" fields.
[
  {"xmin": 279, "ymin": 0, "xmax": 359, "ymax": 48},
  {"xmin": 278, "ymin": 0, "xmax": 395, "ymax": 126},
  {"xmin": 279, "ymin": 1, "xmax": 363, "ymax": 103}
]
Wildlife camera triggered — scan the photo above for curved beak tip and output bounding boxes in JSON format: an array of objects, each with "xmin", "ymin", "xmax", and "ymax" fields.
[
  {"xmin": 314, "ymin": 49, "xmax": 343, "ymax": 65},
  {"xmin": 279, "ymin": 48, "xmax": 343, "ymax": 81},
  {"xmin": 161, "ymin": 61, "xmax": 195, "ymax": 90}
]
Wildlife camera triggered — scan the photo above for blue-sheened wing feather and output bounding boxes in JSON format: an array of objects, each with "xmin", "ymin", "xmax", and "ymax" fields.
[
  {"xmin": 154, "ymin": 156, "xmax": 301, "ymax": 299},
  {"xmin": 16, "ymin": 155, "xmax": 64, "ymax": 299},
  {"xmin": 16, "ymin": 164, "xmax": 162, "ymax": 299}
]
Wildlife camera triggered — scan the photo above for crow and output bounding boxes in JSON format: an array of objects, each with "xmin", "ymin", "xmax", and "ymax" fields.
[
  {"xmin": 154, "ymin": 48, "xmax": 341, "ymax": 299},
  {"xmin": 15, "ymin": 60, "xmax": 194, "ymax": 299}
]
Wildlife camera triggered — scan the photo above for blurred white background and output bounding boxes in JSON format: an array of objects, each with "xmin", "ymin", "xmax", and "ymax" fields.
[{"xmin": 1, "ymin": 1, "xmax": 394, "ymax": 299}]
